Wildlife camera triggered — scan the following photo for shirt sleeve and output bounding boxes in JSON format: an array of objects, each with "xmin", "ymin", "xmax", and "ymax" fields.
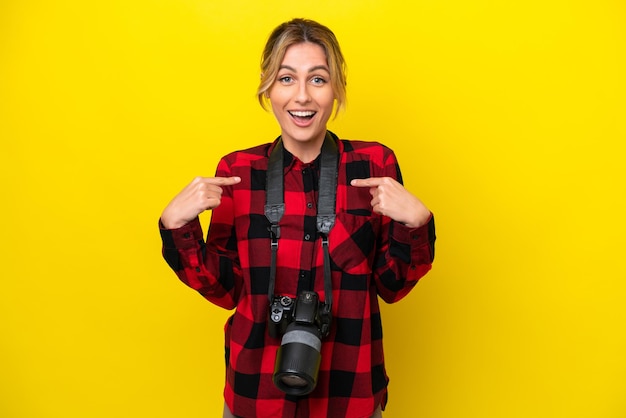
[
  {"xmin": 159, "ymin": 160, "xmax": 242, "ymax": 310},
  {"xmin": 372, "ymin": 147, "xmax": 436, "ymax": 303}
]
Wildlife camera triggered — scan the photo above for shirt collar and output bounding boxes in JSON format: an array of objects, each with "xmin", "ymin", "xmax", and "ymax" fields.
[{"xmin": 267, "ymin": 131, "xmax": 340, "ymax": 174}]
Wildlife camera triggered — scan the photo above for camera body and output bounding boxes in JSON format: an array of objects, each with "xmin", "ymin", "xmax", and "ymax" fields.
[
  {"xmin": 268, "ymin": 290, "xmax": 332, "ymax": 395},
  {"xmin": 268, "ymin": 291, "xmax": 331, "ymax": 339},
  {"xmin": 268, "ymin": 295, "xmax": 295, "ymax": 339}
]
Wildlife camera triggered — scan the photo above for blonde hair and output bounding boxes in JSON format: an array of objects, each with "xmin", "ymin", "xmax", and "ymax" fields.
[{"xmin": 257, "ymin": 18, "xmax": 347, "ymax": 116}]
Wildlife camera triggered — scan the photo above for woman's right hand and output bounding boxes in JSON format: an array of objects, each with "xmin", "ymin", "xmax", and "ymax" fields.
[{"xmin": 160, "ymin": 176, "xmax": 241, "ymax": 229}]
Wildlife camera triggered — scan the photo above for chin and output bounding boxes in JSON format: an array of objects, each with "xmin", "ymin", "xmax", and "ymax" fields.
[{"xmin": 290, "ymin": 127, "xmax": 326, "ymax": 142}]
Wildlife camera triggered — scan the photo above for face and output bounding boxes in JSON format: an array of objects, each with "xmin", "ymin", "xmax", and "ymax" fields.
[{"xmin": 268, "ymin": 42, "xmax": 335, "ymax": 160}]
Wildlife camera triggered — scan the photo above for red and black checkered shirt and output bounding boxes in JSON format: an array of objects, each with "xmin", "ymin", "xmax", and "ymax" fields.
[{"xmin": 160, "ymin": 132, "xmax": 436, "ymax": 418}]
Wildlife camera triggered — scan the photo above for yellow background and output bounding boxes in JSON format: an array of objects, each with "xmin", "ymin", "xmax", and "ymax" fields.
[{"xmin": 1, "ymin": 0, "xmax": 625, "ymax": 417}]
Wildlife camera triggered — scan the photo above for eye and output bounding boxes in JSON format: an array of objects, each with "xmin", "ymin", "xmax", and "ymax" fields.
[
  {"xmin": 278, "ymin": 75, "xmax": 293, "ymax": 84},
  {"xmin": 311, "ymin": 76, "xmax": 327, "ymax": 85}
]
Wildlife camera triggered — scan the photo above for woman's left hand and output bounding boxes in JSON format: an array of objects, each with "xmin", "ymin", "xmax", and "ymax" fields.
[{"xmin": 351, "ymin": 177, "xmax": 431, "ymax": 228}]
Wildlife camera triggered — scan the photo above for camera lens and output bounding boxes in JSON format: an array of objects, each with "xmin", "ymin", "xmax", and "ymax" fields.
[
  {"xmin": 273, "ymin": 323, "xmax": 322, "ymax": 396},
  {"xmin": 279, "ymin": 375, "xmax": 308, "ymax": 387}
]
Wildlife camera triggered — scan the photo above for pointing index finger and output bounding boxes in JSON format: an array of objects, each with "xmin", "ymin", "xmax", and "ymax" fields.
[
  {"xmin": 351, "ymin": 178, "xmax": 383, "ymax": 187},
  {"xmin": 209, "ymin": 176, "xmax": 241, "ymax": 185}
]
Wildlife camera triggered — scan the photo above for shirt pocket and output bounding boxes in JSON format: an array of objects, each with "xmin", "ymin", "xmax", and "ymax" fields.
[{"xmin": 328, "ymin": 212, "xmax": 380, "ymax": 275}]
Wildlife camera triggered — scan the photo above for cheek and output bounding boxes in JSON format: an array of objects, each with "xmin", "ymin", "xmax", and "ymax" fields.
[
  {"xmin": 269, "ymin": 97, "xmax": 289, "ymax": 125},
  {"xmin": 319, "ymin": 91, "xmax": 336, "ymax": 112},
  {"xmin": 269, "ymin": 96, "xmax": 286, "ymax": 118},
  {"xmin": 322, "ymin": 87, "xmax": 335, "ymax": 104},
  {"xmin": 268, "ymin": 87, "xmax": 287, "ymax": 107}
]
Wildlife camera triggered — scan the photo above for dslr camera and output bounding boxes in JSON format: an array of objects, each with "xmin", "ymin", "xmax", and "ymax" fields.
[{"xmin": 268, "ymin": 290, "xmax": 331, "ymax": 395}]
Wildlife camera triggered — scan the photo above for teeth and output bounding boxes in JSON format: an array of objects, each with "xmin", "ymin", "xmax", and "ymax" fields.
[{"xmin": 290, "ymin": 111, "xmax": 315, "ymax": 117}]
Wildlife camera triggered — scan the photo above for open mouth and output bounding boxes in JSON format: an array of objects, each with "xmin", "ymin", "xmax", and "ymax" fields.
[{"xmin": 288, "ymin": 110, "xmax": 316, "ymax": 124}]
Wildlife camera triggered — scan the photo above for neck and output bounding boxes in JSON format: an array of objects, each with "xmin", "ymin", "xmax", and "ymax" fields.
[{"xmin": 281, "ymin": 132, "xmax": 327, "ymax": 163}]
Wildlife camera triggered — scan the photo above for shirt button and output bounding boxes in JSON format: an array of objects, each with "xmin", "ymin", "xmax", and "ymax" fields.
[
  {"xmin": 304, "ymin": 234, "xmax": 311, "ymax": 241},
  {"xmin": 183, "ymin": 233, "xmax": 191, "ymax": 239},
  {"xmin": 307, "ymin": 202, "xmax": 313, "ymax": 209}
]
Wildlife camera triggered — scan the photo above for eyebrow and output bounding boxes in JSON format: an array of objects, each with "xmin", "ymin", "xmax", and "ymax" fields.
[{"xmin": 279, "ymin": 64, "xmax": 330, "ymax": 73}]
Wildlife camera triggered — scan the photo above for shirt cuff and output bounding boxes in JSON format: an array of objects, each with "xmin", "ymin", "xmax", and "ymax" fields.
[
  {"xmin": 159, "ymin": 217, "xmax": 204, "ymax": 249},
  {"xmin": 390, "ymin": 213, "xmax": 434, "ymax": 246}
]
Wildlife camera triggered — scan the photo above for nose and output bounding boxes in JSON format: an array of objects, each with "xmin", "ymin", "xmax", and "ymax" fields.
[{"xmin": 295, "ymin": 82, "xmax": 311, "ymax": 104}]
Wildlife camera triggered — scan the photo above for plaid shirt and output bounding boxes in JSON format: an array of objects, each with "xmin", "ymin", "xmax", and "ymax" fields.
[{"xmin": 160, "ymin": 132, "xmax": 436, "ymax": 418}]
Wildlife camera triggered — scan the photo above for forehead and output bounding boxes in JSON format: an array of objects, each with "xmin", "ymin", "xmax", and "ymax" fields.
[{"xmin": 280, "ymin": 42, "xmax": 328, "ymax": 69}]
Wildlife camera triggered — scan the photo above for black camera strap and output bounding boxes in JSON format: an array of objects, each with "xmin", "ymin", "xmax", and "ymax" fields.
[{"xmin": 265, "ymin": 132, "xmax": 338, "ymax": 313}]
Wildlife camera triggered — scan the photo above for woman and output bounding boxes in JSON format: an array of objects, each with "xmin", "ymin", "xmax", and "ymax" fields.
[{"xmin": 160, "ymin": 18, "xmax": 436, "ymax": 418}]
